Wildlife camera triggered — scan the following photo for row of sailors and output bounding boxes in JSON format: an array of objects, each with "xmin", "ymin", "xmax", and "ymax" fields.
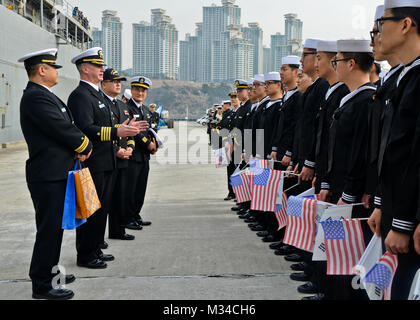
[{"xmin": 211, "ymin": 0, "xmax": 420, "ymax": 300}]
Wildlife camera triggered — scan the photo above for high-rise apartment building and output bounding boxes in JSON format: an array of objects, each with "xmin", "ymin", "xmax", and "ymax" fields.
[{"xmin": 101, "ymin": 10, "xmax": 122, "ymax": 70}]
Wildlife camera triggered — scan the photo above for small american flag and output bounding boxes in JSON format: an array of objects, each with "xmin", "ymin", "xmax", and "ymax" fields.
[
  {"xmin": 249, "ymin": 158, "xmax": 270, "ymax": 171},
  {"xmin": 275, "ymin": 192, "xmax": 288, "ymax": 230},
  {"xmin": 230, "ymin": 171, "xmax": 253, "ymax": 204},
  {"xmin": 283, "ymin": 196, "xmax": 318, "ymax": 252},
  {"xmin": 320, "ymin": 219, "xmax": 366, "ymax": 275},
  {"xmin": 363, "ymin": 252, "xmax": 398, "ymax": 300},
  {"xmin": 250, "ymin": 169, "xmax": 283, "ymax": 213}
]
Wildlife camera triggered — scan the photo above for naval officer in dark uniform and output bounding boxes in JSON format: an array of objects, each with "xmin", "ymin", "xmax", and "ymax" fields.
[
  {"xmin": 19, "ymin": 49, "xmax": 93, "ymax": 300},
  {"xmin": 68, "ymin": 48, "xmax": 147, "ymax": 269},
  {"xmin": 124, "ymin": 76, "xmax": 155, "ymax": 230},
  {"xmin": 100, "ymin": 68, "xmax": 136, "ymax": 241},
  {"xmin": 371, "ymin": 0, "xmax": 420, "ymax": 299}
]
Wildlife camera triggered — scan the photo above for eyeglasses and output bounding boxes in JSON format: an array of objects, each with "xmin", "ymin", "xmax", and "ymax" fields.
[
  {"xmin": 376, "ymin": 16, "xmax": 417, "ymax": 33},
  {"xmin": 331, "ymin": 58, "xmax": 352, "ymax": 69},
  {"xmin": 264, "ymin": 81, "xmax": 280, "ymax": 87},
  {"xmin": 252, "ymin": 83, "xmax": 264, "ymax": 88},
  {"xmin": 370, "ymin": 29, "xmax": 379, "ymax": 43}
]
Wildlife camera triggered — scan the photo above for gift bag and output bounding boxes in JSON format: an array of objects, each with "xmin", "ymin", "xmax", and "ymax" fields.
[
  {"xmin": 62, "ymin": 164, "xmax": 87, "ymax": 230},
  {"xmin": 74, "ymin": 161, "xmax": 101, "ymax": 220}
]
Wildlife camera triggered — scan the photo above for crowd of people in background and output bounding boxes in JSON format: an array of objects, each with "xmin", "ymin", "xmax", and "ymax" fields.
[{"xmin": 72, "ymin": 6, "xmax": 89, "ymax": 30}]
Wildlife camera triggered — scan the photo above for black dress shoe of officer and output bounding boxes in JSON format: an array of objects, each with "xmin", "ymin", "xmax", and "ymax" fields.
[
  {"xmin": 274, "ymin": 245, "xmax": 297, "ymax": 256},
  {"xmin": 250, "ymin": 225, "xmax": 266, "ymax": 232},
  {"xmin": 136, "ymin": 217, "xmax": 152, "ymax": 226},
  {"xmin": 98, "ymin": 253, "xmax": 115, "ymax": 262},
  {"xmin": 110, "ymin": 234, "xmax": 135, "ymax": 241},
  {"xmin": 244, "ymin": 217, "xmax": 256, "ymax": 223},
  {"xmin": 99, "ymin": 241, "xmax": 108, "ymax": 250},
  {"xmin": 290, "ymin": 262, "xmax": 308, "ymax": 271},
  {"xmin": 33, "ymin": 288, "xmax": 74, "ymax": 300},
  {"xmin": 257, "ymin": 231, "xmax": 270, "ymax": 237},
  {"xmin": 269, "ymin": 241, "xmax": 284, "ymax": 250},
  {"xmin": 301, "ymin": 293, "xmax": 326, "ymax": 301},
  {"xmin": 124, "ymin": 221, "xmax": 143, "ymax": 230},
  {"xmin": 231, "ymin": 206, "xmax": 241, "ymax": 212},
  {"xmin": 77, "ymin": 259, "xmax": 107, "ymax": 269},
  {"xmin": 248, "ymin": 223, "xmax": 259, "ymax": 228},
  {"xmin": 262, "ymin": 235, "xmax": 278, "ymax": 243},
  {"xmin": 238, "ymin": 208, "xmax": 249, "ymax": 215},
  {"xmin": 65, "ymin": 274, "xmax": 76, "ymax": 285},
  {"xmin": 285, "ymin": 253, "xmax": 304, "ymax": 262},
  {"xmin": 290, "ymin": 272, "xmax": 311, "ymax": 282},
  {"xmin": 298, "ymin": 282, "xmax": 319, "ymax": 294}
]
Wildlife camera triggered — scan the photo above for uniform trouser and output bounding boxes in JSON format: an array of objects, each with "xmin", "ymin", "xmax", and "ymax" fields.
[
  {"xmin": 125, "ymin": 160, "xmax": 150, "ymax": 223},
  {"xmin": 109, "ymin": 167, "xmax": 128, "ymax": 237},
  {"xmin": 28, "ymin": 180, "xmax": 67, "ymax": 294},
  {"xmin": 227, "ymin": 156, "xmax": 236, "ymax": 196},
  {"xmin": 76, "ymin": 170, "xmax": 116, "ymax": 263}
]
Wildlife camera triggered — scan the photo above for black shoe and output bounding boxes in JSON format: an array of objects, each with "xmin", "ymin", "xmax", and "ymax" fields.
[
  {"xmin": 262, "ymin": 235, "xmax": 278, "ymax": 243},
  {"xmin": 99, "ymin": 241, "xmax": 108, "ymax": 250},
  {"xmin": 285, "ymin": 253, "xmax": 304, "ymax": 262},
  {"xmin": 298, "ymin": 282, "xmax": 319, "ymax": 294},
  {"xmin": 33, "ymin": 288, "xmax": 74, "ymax": 300},
  {"xmin": 238, "ymin": 208, "xmax": 249, "ymax": 215},
  {"xmin": 290, "ymin": 262, "xmax": 307, "ymax": 271},
  {"xmin": 224, "ymin": 195, "xmax": 235, "ymax": 201},
  {"xmin": 231, "ymin": 206, "xmax": 241, "ymax": 212},
  {"xmin": 248, "ymin": 223, "xmax": 259, "ymax": 228},
  {"xmin": 257, "ymin": 231, "xmax": 270, "ymax": 237},
  {"xmin": 301, "ymin": 293, "xmax": 325, "ymax": 301},
  {"xmin": 239, "ymin": 213, "xmax": 251, "ymax": 220},
  {"xmin": 274, "ymin": 245, "xmax": 297, "ymax": 256},
  {"xmin": 77, "ymin": 259, "xmax": 107, "ymax": 269},
  {"xmin": 124, "ymin": 222, "xmax": 143, "ymax": 231},
  {"xmin": 290, "ymin": 272, "xmax": 311, "ymax": 282},
  {"xmin": 98, "ymin": 253, "xmax": 115, "ymax": 262},
  {"xmin": 244, "ymin": 217, "xmax": 256, "ymax": 223},
  {"xmin": 250, "ymin": 225, "xmax": 266, "ymax": 232},
  {"xmin": 136, "ymin": 217, "xmax": 152, "ymax": 226},
  {"xmin": 269, "ymin": 242, "xmax": 284, "ymax": 250},
  {"xmin": 65, "ymin": 274, "xmax": 76, "ymax": 285},
  {"xmin": 109, "ymin": 234, "xmax": 135, "ymax": 241}
]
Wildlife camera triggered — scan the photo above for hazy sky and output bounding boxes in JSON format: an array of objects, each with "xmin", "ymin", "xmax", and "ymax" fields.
[{"xmin": 72, "ymin": 0, "xmax": 383, "ymax": 70}]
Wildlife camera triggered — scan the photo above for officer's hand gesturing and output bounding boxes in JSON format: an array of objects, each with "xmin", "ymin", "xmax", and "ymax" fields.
[
  {"xmin": 117, "ymin": 118, "xmax": 141, "ymax": 138},
  {"xmin": 129, "ymin": 117, "xmax": 149, "ymax": 132}
]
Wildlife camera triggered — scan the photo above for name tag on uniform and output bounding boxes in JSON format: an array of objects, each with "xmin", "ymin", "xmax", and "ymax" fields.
[
  {"xmin": 99, "ymin": 103, "xmax": 106, "ymax": 109},
  {"xmin": 134, "ymin": 114, "xmax": 140, "ymax": 118},
  {"xmin": 61, "ymin": 108, "xmax": 67, "ymax": 113}
]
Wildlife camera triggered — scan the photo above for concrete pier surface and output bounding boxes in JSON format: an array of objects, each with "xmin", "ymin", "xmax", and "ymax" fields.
[{"xmin": 0, "ymin": 122, "xmax": 305, "ymax": 300}]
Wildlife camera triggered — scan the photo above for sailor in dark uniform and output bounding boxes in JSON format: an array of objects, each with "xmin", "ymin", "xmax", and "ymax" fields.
[
  {"xmin": 230, "ymin": 80, "xmax": 252, "ymax": 214},
  {"xmin": 149, "ymin": 104, "xmax": 160, "ymax": 132},
  {"xmin": 19, "ymin": 49, "xmax": 93, "ymax": 300},
  {"xmin": 124, "ymin": 76, "xmax": 155, "ymax": 230},
  {"xmin": 253, "ymin": 72, "xmax": 284, "ymax": 243},
  {"xmin": 268, "ymin": 57, "xmax": 302, "ymax": 253},
  {"xmin": 303, "ymin": 41, "xmax": 350, "ymax": 301},
  {"xmin": 298, "ymin": 39, "xmax": 330, "ymax": 190},
  {"xmin": 321, "ymin": 39, "xmax": 377, "ymax": 300},
  {"xmin": 241, "ymin": 78, "xmax": 258, "ymax": 162},
  {"xmin": 217, "ymin": 100, "xmax": 234, "ymax": 201},
  {"xmin": 271, "ymin": 56, "xmax": 302, "ymax": 172},
  {"xmin": 68, "ymin": 48, "xmax": 147, "ymax": 269},
  {"xmin": 100, "ymin": 68, "xmax": 136, "ymax": 242},
  {"xmin": 371, "ymin": 0, "xmax": 420, "ymax": 299},
  {"xmin": 367, "ymin": 4, "xmax": 403, "ymax": 240}
]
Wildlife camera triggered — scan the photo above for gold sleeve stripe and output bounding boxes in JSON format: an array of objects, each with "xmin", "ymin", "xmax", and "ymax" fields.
[
  {"xmin": 75, "ymin": 137, "xmax": 90, "ymax": 154},
  {"xmin": 115, "ymin": 124, "xmax": 121, "ymax": 128},
  {"xmin": 127, "ymin": 140, "xmax": 135, "ymax": 146}
]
